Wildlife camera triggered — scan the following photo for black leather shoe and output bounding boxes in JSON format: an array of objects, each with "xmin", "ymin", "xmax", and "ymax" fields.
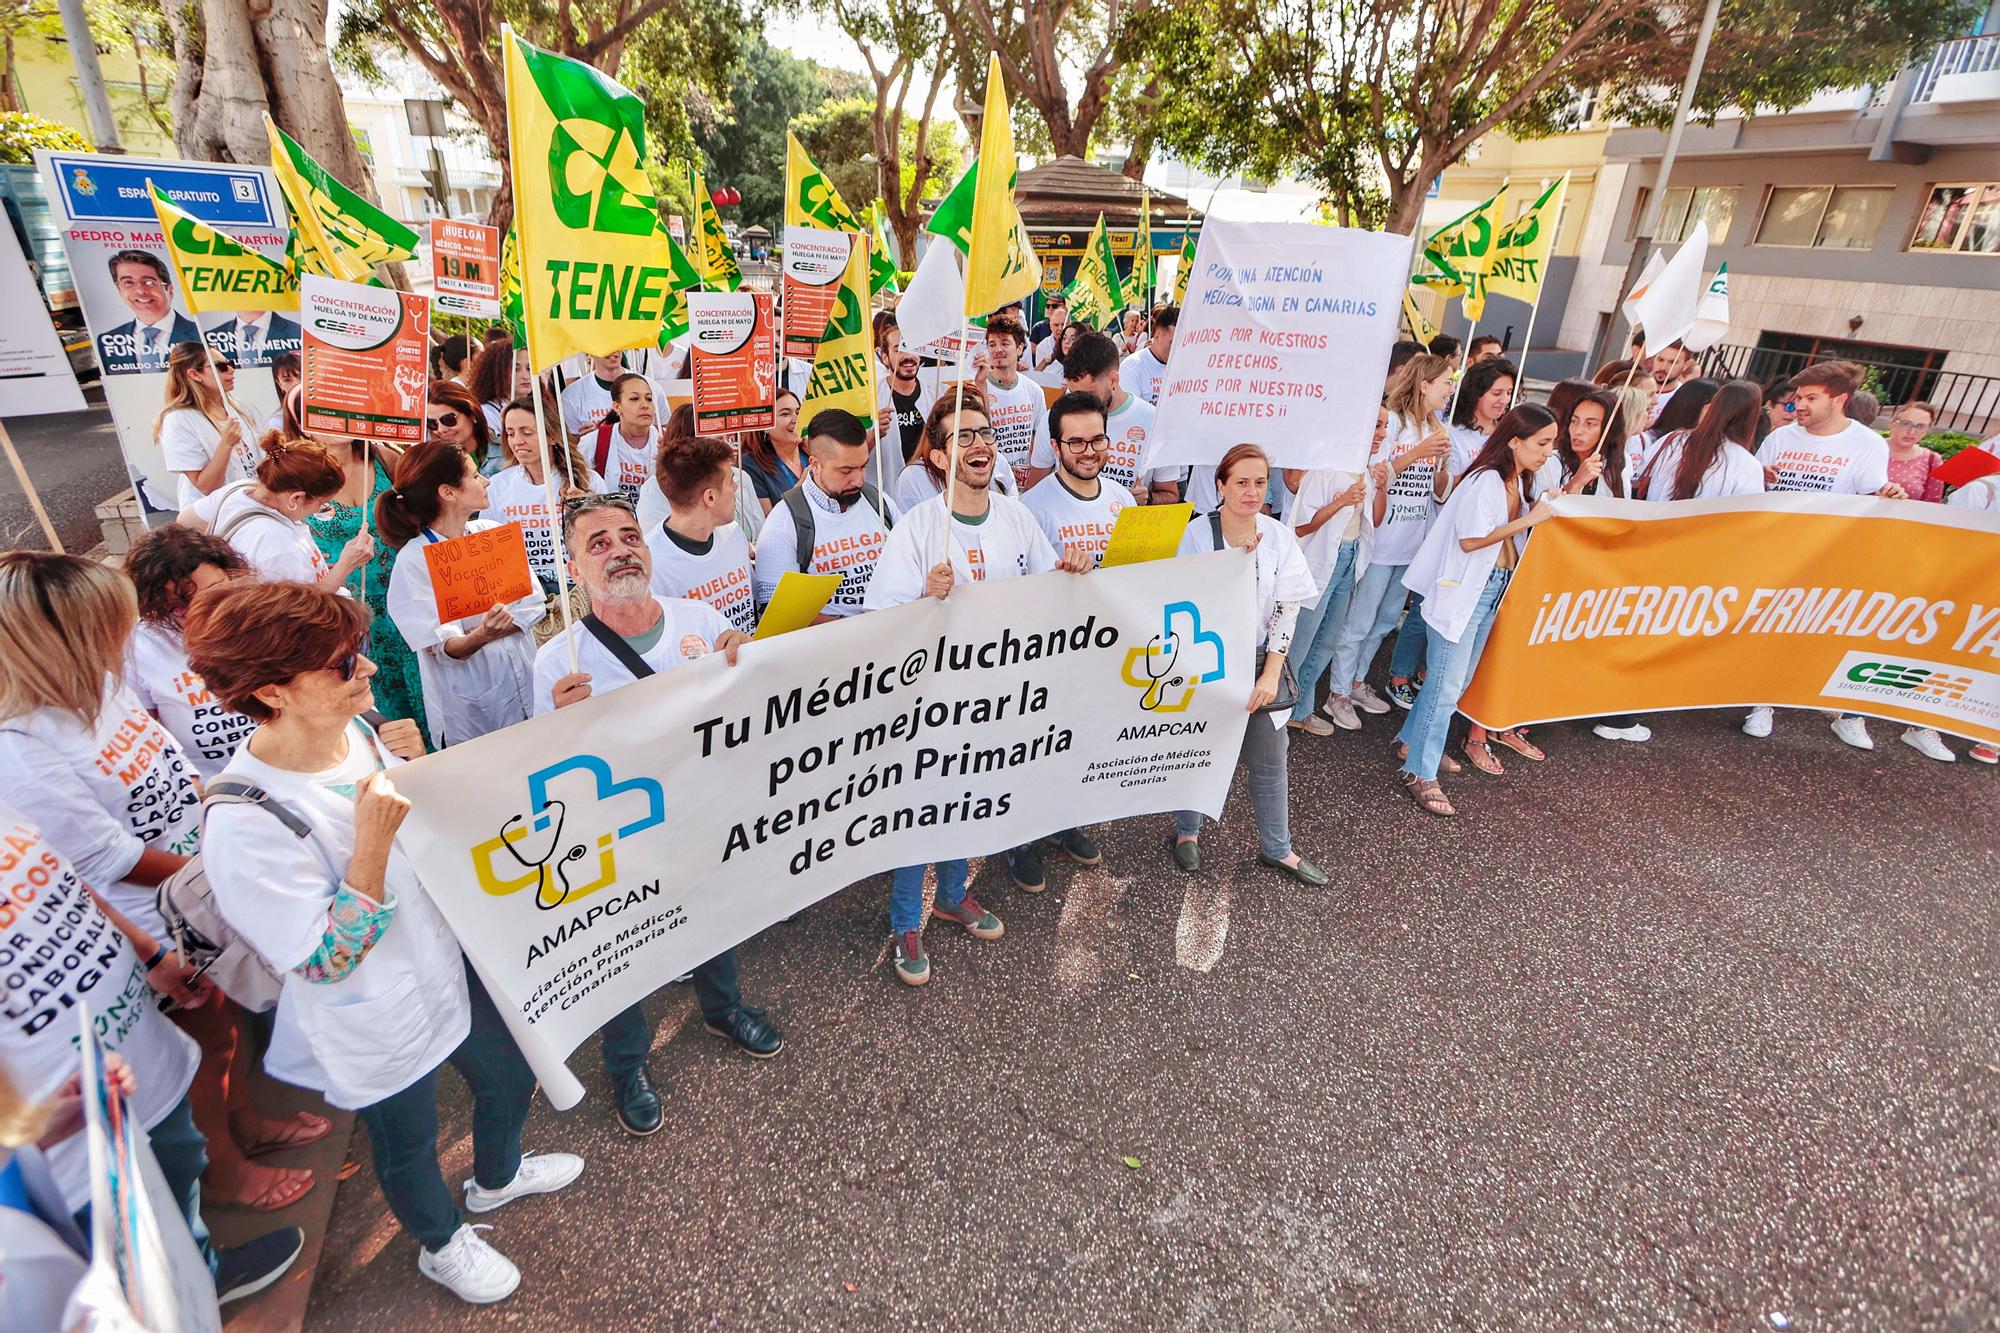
[
  {"xmin": 613, "ymin": 1066, "xmax": 664, "ymax": 1136},
  {"xmin": 1053, "ymin": 826, "xmax": 1102, "ymax": 866},
  {"xmin": 1004, "ymin": 843, "xmax": 1046, "ymax": 891},
  {"xmin": 1172, "ymin": 838, "xmax": 1200, "ymax": 873},
  {"xmin": 1258, "ymin": 853, "xmax": 1328, "ymax": 886},
  {"xmin": 703, "ymin": 1004, "xmax": 783, "ymax": 1059}
]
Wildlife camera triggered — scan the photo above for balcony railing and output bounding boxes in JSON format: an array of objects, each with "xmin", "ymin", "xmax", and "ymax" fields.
[
  {"xmin": 1696, "ymin": 343, "xmax": 2000, "ymax": 437},
  {"xmin": 1910, "ymin": 32, "xmax": 2000, "ymax": 104}
]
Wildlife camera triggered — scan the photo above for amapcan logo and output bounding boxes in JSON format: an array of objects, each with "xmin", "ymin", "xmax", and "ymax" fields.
[
  {"xmin": 1821, "ymin": 651, "xmax": 1999, "ymax": 725},
  {"xmin": 471, "ymin": 754, "xmax": 665, "ymax": 910},
  {"xmin": 1121, "ymin": 601, "xmax": 1227, "ymax": 713}
]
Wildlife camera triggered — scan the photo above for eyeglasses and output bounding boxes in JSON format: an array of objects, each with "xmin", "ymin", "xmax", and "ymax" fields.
[
  {"xmin": 426, "ymin": 410, "xmax": 461, "ymax": 431},
  {"xmin": 1890, "ymin": 418, "xmax": 1930, "ymax": 430},
  {"xmin": 1059, "ymin": 434, "xmax": 1112, "ymax": 452},
  {"xmin": 951, "ymin": 426, "xmax": 998, "ymax": 446},
  {"xmin": 115, "ymin": 276, "xmax": 167, "ymax": 292}
]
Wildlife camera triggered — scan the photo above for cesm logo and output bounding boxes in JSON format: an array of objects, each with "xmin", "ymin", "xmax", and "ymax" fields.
[
  {"xmin": 1120, "ymin": 601, "xmax": 1226, "ymax": 713},
  {"xmin": 1821, "ymin": 650, "xmax": 1999, "ymax": 727},
  {"xmin": 471, "ymin": 755, "xmax": 664, "ymax": 910},
  {"xmin": 1843, "ymin": 660, "xmax": 1971, "ymax": 700}
]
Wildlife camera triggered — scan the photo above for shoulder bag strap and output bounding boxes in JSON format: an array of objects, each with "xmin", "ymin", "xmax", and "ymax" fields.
[
  {"xmin": 1208, "ymin": 509, "xmax": 1225, "ymax": 550},
  {"xmin": 581, "ymin": 613, "xmax": 656, "ymax": 680}
]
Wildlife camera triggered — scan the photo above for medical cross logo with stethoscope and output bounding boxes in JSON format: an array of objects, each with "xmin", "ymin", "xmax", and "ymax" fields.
[{"xmin": 1120, "ymin": 601, "xmax": 1227, "ymax": 713}]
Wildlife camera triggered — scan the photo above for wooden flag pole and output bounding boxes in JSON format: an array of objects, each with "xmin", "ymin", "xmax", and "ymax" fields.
[
  {"xmin": 1510, "ymin": 278, "xmax": 1550, "ymax": 409},
  {"xmin": 937, "ymin": 312, "xmax": 972, "ymax": 570},
  {"xmin": 0, "ymin": 421, "xmax": 62, "ymax": 551}
]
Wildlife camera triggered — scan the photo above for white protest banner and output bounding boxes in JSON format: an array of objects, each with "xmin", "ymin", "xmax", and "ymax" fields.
[
  {"xmin": 0, "ymin": 219, "xmax": 85, "ymax": 415},
  {"xmin": 390, "ymin": 552, "xmax": 1257, "ymax": 1106},
  {"xmin": 67, "ymin": 1006, "xmax": 222, "ymax": 1333},
  {"xmin": 1145, "ymin": 219, "xmax": 1409, "ymax": 473}
]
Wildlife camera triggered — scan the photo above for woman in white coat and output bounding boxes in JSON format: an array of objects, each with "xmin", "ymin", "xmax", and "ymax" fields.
[
  {"xmin": 380, "ymin": 441, "xmax": 546, "ymax": 749},
  {"xmin": 1394, "ymin": 404, "xmax": 1561, "ymax": 817}
]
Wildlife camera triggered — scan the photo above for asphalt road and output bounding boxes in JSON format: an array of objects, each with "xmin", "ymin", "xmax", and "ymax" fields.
[
  {"xmin": 0, "ymin": 388, "xmax": 131, "ymax": 553},
  {"xmin": 303, "ymin": 706, "xmax": 1997, "ymax": 1330}
]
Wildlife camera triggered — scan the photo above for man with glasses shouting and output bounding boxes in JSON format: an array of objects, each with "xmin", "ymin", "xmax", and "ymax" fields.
[{"xmin": 97, "ymin": 249, "xmax": 199, "ymax": 374}]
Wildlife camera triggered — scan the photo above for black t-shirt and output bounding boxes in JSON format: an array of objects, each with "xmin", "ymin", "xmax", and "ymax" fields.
[{"xmin": 891, "ymin": 386, "xmax": 926, "ymax": 463}]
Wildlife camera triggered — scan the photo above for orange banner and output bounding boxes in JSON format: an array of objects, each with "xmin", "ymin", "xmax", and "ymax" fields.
[
  {"xmin": 422, "ymin": 522, "xmax": 535, "ymax": 623},
  {"xmin": 1459, "ymin": 493, "xmax": 2000, "ymax": 745},
  {"xmin": 429, "ymin": 218, "xmax": 502, "ymax": 317},
  {"xmin": 688, "ymin": 290, "xmax": 776, "ymax": 433},
  {"xmin": 301, "ymin": 275, "xmax": 430, "ymax": 445},
  {"xmin": 780, "ymin": 227, "xmax": 851, "ymax": 359}
]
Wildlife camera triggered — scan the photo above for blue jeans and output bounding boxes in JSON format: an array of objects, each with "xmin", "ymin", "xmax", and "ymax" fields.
[
  {"xmin": 1397, "ymin": 568, "xmax": 1512, "ymax": 782},
  {"xmin": 1288, "ymin": 540, "xmax": 1360, "ymax": 721},
  {"xmin": 1176, "ymin": 714, "xmax": 1292, "ymax": 860},
  {"xmin": 1329, "ymin": 559, "xmax": 1409, "ymax": 696},
  {"xmin": 1388, "ymin": 595, "xmax": 1428, "ymax": 681},
  {"xmin": 141, "ymin": 1092, "xmax": 216, "ymax": 1275},
  {"xmin": 890, "ymin": 860, "xmax": 969, "ymax": 934},
  {"xmin": 601, "ymin": 950, "xmax": 743, "ymax": 1077},
  {"xmin": 356, "ymin": 957, "xmax": 537, "ymax": 1253}
]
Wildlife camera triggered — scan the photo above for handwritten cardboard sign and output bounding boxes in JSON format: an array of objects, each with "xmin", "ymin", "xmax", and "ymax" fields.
[
  {"xmin": 423, "ymin": 522, "xmax": 535, "ymax": 623},
  {"xmin": 1101, "ymin": 502, "xmax": 1193, "ymax": 567}
]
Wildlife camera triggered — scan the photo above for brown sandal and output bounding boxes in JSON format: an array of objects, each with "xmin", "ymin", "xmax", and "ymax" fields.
[
  {"xmin": 1399, "ymin": 774, "xmax": 1455, "ymax": 817},
  {"xmin": 1463, "ymin": 740, "xmax": 1504, "ymax": 775},
  {"xmin": 1391, "ymin": 740, "xmax": 1460, "ymax": 775},
  {"xmin": 238, "ymin": 1111, "xmax": 333, "ymax": 1158},
  {"xmin": 206, "ymin": 1164, "xmax": 316, "ymax": 1212},
  {"xmin": 1492, "ymin": 728, "xmax": 1545, "ymax": 761}
]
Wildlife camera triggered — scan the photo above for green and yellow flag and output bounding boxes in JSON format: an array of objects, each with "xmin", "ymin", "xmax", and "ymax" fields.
[
  {"xmin": 1410, "ymin": 187, "xmax": 1507, "ymax": 320},
  {"xmin": 656, "ymin": 229, "xmax": 706, "ymax": 347},
  {"xmin": 504, "ymin": 29, "xmax": 676, "ymax": 367},
  {"xmin": 870, "ymin": 205, "xmax": 900, "ymax": 296},
  {"xmin": 689, "ymin": 166, "xmax": 742, "ymax": 292},
  {"xmin": 1402, "ymin": 289, "xmax": 1438, "ymax": 346},
  {"xmin": 1066, "ymin": 213, "xmax": 1123, "ymax": 329},
  {"xmin": 1171, "ymin": 228, "xmax": 1197, "ymax": 305},
  {"xmin": 499, "ymin": 227, "xmax": 527, "ymax": 344},
  {"xmin": 800, "ymin": 236, "xmax": 874, "ymax": 424},
  {"xmin": 1133, "ymin": 190, "xmax": 1155, "ymax": 305},
  {"xmin": 149, "ymin": 181, "xmax": 297, "ymax": 313},
  {"xmin": 786, "ymin": 133, "xmax": 863, "ymax": 231},
  {"xmin": 926, "ymin": 164, "xmax": 976, "ymax": 255},
  {"xmin": 264, "ymin": 116, "xmax": 418, "ymax": 284},
  {"xmin": 962, "ymin": 53, "xmax": 1040, "ymax": 316},
  {"xmin": 1485, "ymin": 176, "xmax": 1568, "ymax": 304}
]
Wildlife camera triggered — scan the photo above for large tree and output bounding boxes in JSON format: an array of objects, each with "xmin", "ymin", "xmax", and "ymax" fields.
[
  {"xmin": 696, "ymin": 34, "xmax": 863, "ymax": 236},
  {"xmin": 334, "ymin": 0, "xmax": 743, "ymax": 229},
  {"xmin": 1126, "ymin": 0, "xmax": 1980, "ymax": 234},
  {"xmin": 946, "ymin": 0, "xmax": 1151, "ymax": 161},
  {"xmin": 816, "ymin": 0, "xmax": 954, "ymax": 266}
]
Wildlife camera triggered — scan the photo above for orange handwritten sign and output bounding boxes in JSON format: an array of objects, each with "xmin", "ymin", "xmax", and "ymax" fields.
[{"xmin": 422, "ymin": 522, "xmax": 534, "ymax": 624}]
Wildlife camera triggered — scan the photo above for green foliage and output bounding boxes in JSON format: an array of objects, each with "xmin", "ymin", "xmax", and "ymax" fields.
[
  {"xmin": 694, "ymin": 34, "xmax": 863, "ymax": 236},
  {"xmin": 1924, "ymin": 431, "xmax": 1981, "ymax": 461},
  {"xmin": 0, "ymin": 111, "xmax": 87, "ymax": 164},
  {"xmin": 792, "ymin": 95, "xmax": 960, "ymax": 226}
]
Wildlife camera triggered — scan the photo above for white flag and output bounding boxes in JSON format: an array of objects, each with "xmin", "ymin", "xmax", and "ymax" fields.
[
  {"xmin": 1685, "ymin": 262, "xmax": 1729, "ymax": 352},
  {"xmin": 1619, "ymin": 249, "xmax": 1665, "ymax": 328},
  {"xmin": 1626, "ymin": 222, "xmax": 1709, "ymax": 356},
  {"xmin": 895, "ymin": 239, "xmax": 967, "ymax": 360}
]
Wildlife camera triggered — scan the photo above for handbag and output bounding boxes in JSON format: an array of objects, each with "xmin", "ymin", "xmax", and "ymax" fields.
[{"xmin": 1205, "ymin": 512, "xmax": 1301, "ymax": 714}]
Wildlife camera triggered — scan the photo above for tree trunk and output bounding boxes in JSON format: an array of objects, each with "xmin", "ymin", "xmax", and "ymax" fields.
[{"xmin": 1, "ymin": 36, "xmax": 18, "ymax": 114}]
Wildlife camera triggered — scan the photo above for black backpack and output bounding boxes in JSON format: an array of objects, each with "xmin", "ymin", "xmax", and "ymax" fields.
[{"xmin": 782, "ymin": 483, "xmax": 894, "ymax": 571}]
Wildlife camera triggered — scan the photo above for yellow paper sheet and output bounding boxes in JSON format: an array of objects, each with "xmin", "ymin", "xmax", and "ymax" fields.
[
  {"xmin": 1100, "ymin": 502, "xmax": 1193, "ymax": 568},
  {"xmin": 754, "ymin": 571, "xmax": 842, "ymax": 639}
]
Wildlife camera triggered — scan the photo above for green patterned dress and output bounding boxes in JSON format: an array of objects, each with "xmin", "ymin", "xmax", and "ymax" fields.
[{"xmin": 307, "ymin": 457, "xmax": 430, "ymax": 738}]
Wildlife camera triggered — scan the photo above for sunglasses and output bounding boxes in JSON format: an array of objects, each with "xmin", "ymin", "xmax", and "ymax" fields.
[
  {"xmin": 426, "ymin": 410, "xmax": 461, "ymax": 431},
  {"xmin": 217, "ymin": 362, "xmax": 237, "ymax": 373},
  {"xmin": 325, "ymin": 650, "xmax": 360, "ymax": 681}
]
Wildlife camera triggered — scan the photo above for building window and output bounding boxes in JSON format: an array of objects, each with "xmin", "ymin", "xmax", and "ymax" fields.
[
  {"xmin": 1628, "ymin": 186, "xmax": 1736, "ymax": 244},
  {"xmin": 1753, "ymin": 184, "xmax": 1893, "ymax": 249},
  {"xmin": 1909, "ymin": 182, "xmax": 2000, "ymax": 254}
]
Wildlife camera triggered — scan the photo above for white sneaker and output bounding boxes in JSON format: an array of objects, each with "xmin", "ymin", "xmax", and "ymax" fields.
[
  {"xmin": 1287, "ymin": 714, "xmax": 1335, "ymax": 736},
  {"xmin": 418, "ymin": 1224, "xmax": 520, "ymax": 1304},
  {"xmin": 1349, "ymin": 682, "xmax": 1393, "ymax": 715},
  {"xmin": 1322, "ymin": 695, "xmax": 1363, "ymax": 731},
  {"xmin": 464, "ymin": 1152, "xmax": 585, "ymax": 1214},
  {"xmin": 1742, "ymin": 707, "xmax": 1773, "ymax": 738},
  {"xmin": 1830, "ymin": 715, "xmax": 1874, "ymax": 750},
  {"xmin": 1592, "ymin": 723, "xmax": 1652, "ymax": 742},
  {"xmin": 1900, "ymin": 727, "xmax": 1956, "ymax": 763}
]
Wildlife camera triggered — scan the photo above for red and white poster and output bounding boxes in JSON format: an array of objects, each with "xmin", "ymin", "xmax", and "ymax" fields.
[
  {"xmin": 302, "ymin": 274, "xmax": 430, "ymax": 445},
  {"xmin": 689, "ymin": 290, "xmax": 777, "ymax": 433},
  {"xmin": 780, "ymin": 227, "xmax": 852, "ymax": 359},
  {"xmin": 429, "ymin": 218, "xmax": 502, "ymax": 318}
]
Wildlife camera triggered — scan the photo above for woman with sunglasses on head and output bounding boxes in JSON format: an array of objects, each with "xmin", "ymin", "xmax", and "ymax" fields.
[
  {"xmin": 157, "ymin": 342, "xmax": 259, "ymax": 510},
  {"xmin": 181, "ymin": 436, "xmax": 374, "ymax": 589},
  {"xmin": 184, "ymin": 581, "xmax": 583, "ymax": 1304},
  {"xmin": 466, "ymin": 337, "xmax": 533, "ymax": 471},
  {"xmin": 381, "ymin": 441, "xmax": 545, "ymax": 749},
  {"xmin": 1394, "ymin": 405, "xmax": 1561, "ymax": 816}
]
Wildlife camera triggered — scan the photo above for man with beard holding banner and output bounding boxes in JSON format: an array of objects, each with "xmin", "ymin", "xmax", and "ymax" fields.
[
  {"xmin": 534, "ymin": 496, "xmax": 781, "ymax": 1135},
  {"xmin": 863, "ymin": 389, "xmax": 1098, "ymax": 984}
]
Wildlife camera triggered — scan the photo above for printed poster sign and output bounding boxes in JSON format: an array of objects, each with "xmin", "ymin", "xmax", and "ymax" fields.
[
  {"xmin": 1460, "ymin": 493, "xmax": 2000, "ymax": 745},
  {"xmin": 430, "ymin": 218, "xmax": 503, "ymax": 318},
  {"xmin": 422, "ymin": 522, "xmax": 536, "ymax": 622},
  {"xmin": 301, "ymin": 274, "xmax": 430, "ymax": 445},
  {"xmin": 780, "ymin": 226, "xmax": 851, "ymax": 359},
  {"xmin": 1145, "ymin": 218, "xmax": 1409, "ymax": 474},
  {"xmin": 0, "ymin": 217, "xmax": 85, "ymax": 415},
  {"xmin": 389, "ymin": 551, "xmax": 1258, "ymax": 1106},
  {"xmin": 688, "ymin": 290, "xmax": 777, "ymax": 433},
  {"xmin": 34, "ymin": 150, "xmax": 292, "ymax": 509}
]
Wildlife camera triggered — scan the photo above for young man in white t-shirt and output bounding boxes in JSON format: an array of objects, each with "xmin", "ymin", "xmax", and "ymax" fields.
[
  {"xmin": 558, "ymin": 351, "xmax": 626, "ymax": 439},
  {"xmin": 1746, "ymin": 359, "xmax": 1915, "ymax": 752},
  {"xmin": 536, "ymin": 495, "xmax": 779, "ymax": 1137},
  {"xmin": 644, "ymin": 434, "xmax": 755, "ymax": 635},
  {"xmin": 754, "ymin": 409, "xmax": 899, "ymax": 621},
  {"xmin": 978, "ymin": 311, "xmax": 1052, "ymax": 478},
  {"xmin": 1119, "ymin": 304, "xmax": 1176, "ymax": 406},
  {"xmin": 1022, "ymin": 391, "xmax": 1131, "ymax": 568},
  {"xmin": 1027, "ymin": 329, "xmax": 1179, "ymax": 503}
]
